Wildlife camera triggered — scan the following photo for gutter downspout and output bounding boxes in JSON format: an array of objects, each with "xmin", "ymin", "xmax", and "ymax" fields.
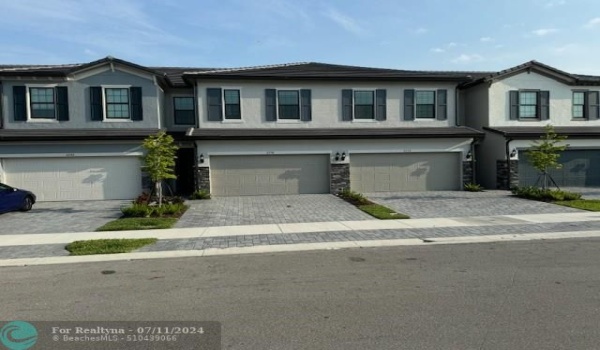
[
  {"xmin": 469, "ymin": 138, "xmax": 478, "ymax": 184},
  {"xmin": 455, "ymin": 83, "xmax": 460, "ymax": 126},
  {"xmin": 505, "ymin": 137, "xmax": 513, "ymax": 190}
]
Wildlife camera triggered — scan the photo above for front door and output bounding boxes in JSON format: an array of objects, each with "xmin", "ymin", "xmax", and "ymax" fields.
[{"xmin": 175, "ymin": 148, "xmax": 196, "ymax": 196}]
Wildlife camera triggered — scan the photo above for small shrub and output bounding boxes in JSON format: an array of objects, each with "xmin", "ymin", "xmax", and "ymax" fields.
[
  {"xmin": 121, "ymin": 203, "xmax": 152, "ymax": 218},
  {"xmin": 464, "ymin": 183, "xmax": 483, "ymax": 192},
  {"xmin": 511, "ymin": 186, "xmax": 581, "ymax": 202},
  {"xmin": 155, "ymin": 203, "xmax": 188, "ymax": 216},
  {"xmin": 190, "ymin": 190, "xmax": 211, "ymax": 200},
  {"xmin": 134, "ymin": 192, "xmax": 184, "ymax": 205},
  {"xmin": 338, "ymin": 189, "xmax": 370, "ymax": 205}
]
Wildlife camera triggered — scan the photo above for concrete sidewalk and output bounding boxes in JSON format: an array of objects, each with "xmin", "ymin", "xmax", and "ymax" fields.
[{"xmin": 3, "ymin": 211, "xmax": 600, "ymax": 247}]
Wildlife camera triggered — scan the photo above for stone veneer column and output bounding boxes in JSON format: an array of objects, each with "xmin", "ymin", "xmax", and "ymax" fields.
[
  {"xmin": 195, "ymin": 166, "xmax": 210, "ymax": 192},
  {"xmin": 330, "ymin": 163, "xmax": 350, "ymax": 194},
  {"xmin": 462, "ymin": 161, "xmax": 474, "ymax": 185},
  {"xmin": 496, "ymin": 160, "xmax": 519, "ymax": 190}
]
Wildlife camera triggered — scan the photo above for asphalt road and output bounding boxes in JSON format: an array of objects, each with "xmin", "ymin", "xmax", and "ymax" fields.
[{"xmin": 2, "ymin": 239, "xmax": 600, "ymax": 349}]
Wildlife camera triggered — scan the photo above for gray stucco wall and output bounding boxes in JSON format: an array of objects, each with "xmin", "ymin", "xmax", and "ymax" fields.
[{"xmin": 1, "ymin": 68, "xmax": 160, "ymax": 129}]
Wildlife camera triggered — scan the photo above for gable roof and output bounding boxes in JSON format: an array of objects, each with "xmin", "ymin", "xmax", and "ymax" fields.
[
  {"xmin": 183, "ymin": 62, "xmax": 478, "ymax": 81},
  {"xmin": 459, "ymin": 60, "xmax": 600, "ymax": 88},
  {"xmin": 0, "ymin": 56, "xmax": 162, "ymax": 79}
]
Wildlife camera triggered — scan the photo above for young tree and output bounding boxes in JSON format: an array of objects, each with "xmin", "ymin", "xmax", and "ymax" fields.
[
  {"xmin": 142, "ymin": 131, "xmax": 178, "ymax": 206},
  {"xmin": 524, "ymin": 124, "xmax": 567, "ymax": 190}
]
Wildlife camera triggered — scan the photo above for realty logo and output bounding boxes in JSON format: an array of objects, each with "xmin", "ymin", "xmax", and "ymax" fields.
[{"xmin": 0, "ymin": 321, "xmax": 38, "ymax": 350}]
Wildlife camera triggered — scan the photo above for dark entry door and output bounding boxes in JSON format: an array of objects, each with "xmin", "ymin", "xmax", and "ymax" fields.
[{"xmin": 176, "ymin": 148, "xmax": 196, "ymax": 195}]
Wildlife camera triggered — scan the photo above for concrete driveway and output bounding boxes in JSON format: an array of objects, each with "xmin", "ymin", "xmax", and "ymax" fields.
[
  {"xmin": 176, "ymin": 194, "xmax": 373, "ymax": 227},
  {"xmin": 0, "ymin": 200, "xmax": 128, "ymax": 234},
  {"xmin": 365, "ymin": 190, "xmax": 584, "ymax": 219}
]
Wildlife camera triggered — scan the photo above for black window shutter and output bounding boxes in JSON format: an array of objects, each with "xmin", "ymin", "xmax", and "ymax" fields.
[
  {"xmin": 509, "ymin": 91, "xmax": 519, "ymax": 120},
  {"xmin": 300, "ymin": 89, "xmax": 312, "ymax": 121},
  {"xmin": 588, "ymin": 91, "xmax": 600, "ymax": 120},
  {"xmin": 436, "ymin": 89, "xmax": 447, "ymax": 120},
  {"xmin": 539, "ymin": 90, "xmax": 550, "ymax": 120},
  {"xmin": 56, "ymin": 86, "xmax": 69, "ymax": 121},
  {"xmin": 341, "ymin": 89, "xmax": 353, "ymax": 121},
  {"xmin": 130, "ymin": 87, "xmax": 143, "ymax": 121},
  {"xmin": 90, "ymin": 86, "xmax": 103, "ymax": 121},
  {"xmin": 404, "ymin": 89, "xmax": 415, "ymax": 120},
  {"xmin": 375, "ymin": 89, "xmax": 387, "ymax": 121},
  {"xmin": 13, "ymin": 86, "xmax": 26, "ymax": 121},
  {"xmin": 265, "ymin": 89, "xmax": 276, "ymax": 121},
  {"xmin": 207, "ymin": 88, "xmax": 223, "ymax": 121}
]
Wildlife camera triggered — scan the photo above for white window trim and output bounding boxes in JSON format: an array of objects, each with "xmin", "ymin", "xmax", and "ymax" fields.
[
  {"xmin": 414, "ymin": 89, "xmax": 437, "ymax": 120},
  {"xmin": 572, "ymin": 90, "xmax": 587, "ymax": 119},
  {"xmin": 221, "ymin": 87, "xmax": 243, "ymax": 121},
  {"xmin": 350, "ymin": 88, "xmax": 377, "ymax": 121},
  {"xmin": 25, "ymin": 83, "xmax": 59, "ymax": 122},
  {"xmin": 101, "ymin": 85, "xmax": 133, "ymax": 122},
  {"xmin": 172, "ymin": 94, "xmax": 196, "ymax": 126},
  {"xmin": 274, "ymin": 87, "xmax": 304, "ymax": 122}
]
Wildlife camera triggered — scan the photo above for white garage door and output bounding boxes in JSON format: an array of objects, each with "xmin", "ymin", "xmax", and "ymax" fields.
[
  {"xmin": 211, "ymin": 155, "xmax": 330, "ymax": 196},
  {"xmin": 4, "ymin": 157, "xmax": 142, "ymax": 201},
  {"xmin": 350, "ymin": 153, "xmax": 461, "ymax": 192}
]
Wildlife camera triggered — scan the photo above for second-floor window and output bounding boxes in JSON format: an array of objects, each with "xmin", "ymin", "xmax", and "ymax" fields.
[
  {"xmin": 342, "ymin": 89, "xmax": 386, "ymax": 121},
  {"xmin": 90, "ymin": 86, "xmax": 143, "ymax": 122},
  {"xmin": 12, "ymin": 85, "xmax": 69, "ymax": 122},
  {"xmin": 265, "ymin": 89, "xmax": 312, "ymax": 122},
  {"xmin": 207, "ymin": 88, "xmax": 242, "ymax": 121},
  {"xmin": 509, "ymin": 90, "xmax": 549, "ymax": 121},
  {"xmin": 173, "ymin": 97, "xmax": 195, "ymax": 125},
  {"xmin": 403, "ymin": 89, "xmax": 447, "ymax": 121},
  {"xmin": 572, "ymin": 91, "xmax": 599, "ymax": 119}
]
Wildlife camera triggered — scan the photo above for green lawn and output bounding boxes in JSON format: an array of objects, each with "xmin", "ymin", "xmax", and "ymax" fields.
[
  {"xmin": 96, "ymin": 217, "xmax": 177, "ymax": 231},
  {"xmin": 554, "ymin": 199, "xmax": 600, "ymax": 211},
  {"xmin": 358, "ymin": 204, "xmax": 410, "ymax": 220},
  {"xmin": 66, "ymin": 238, "xmax": 158, "ymax": 255}
]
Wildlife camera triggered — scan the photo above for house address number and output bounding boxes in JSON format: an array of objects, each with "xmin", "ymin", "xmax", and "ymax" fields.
[
  {"xmin": 65, "ymin": 153, "xmax": 75, "ymax": 157},
  {"xmin": 266, "ymin": 151, "xmax": 275, "ymax": 155}
]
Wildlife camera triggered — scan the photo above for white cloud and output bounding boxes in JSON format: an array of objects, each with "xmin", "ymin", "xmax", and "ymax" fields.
[
  {"xmin": 323, "ymin": 8, "xmax": 364, "ymax": 35},
  {"xmin": 451, "ymin": 54, "xmax": 483, "ymax": 64},
  {"xmin": 414, "ymin": 27, "xmax": 428, "ymax": 34},
  {"xmin": 480, "ymin": 37, "xmax": 493, "ymax": 42},
  {"xmin": 447, "ymin": 42, "xmax": 457, "ymax": 48},
  {"xmin": 531, "ymin": 28, "xmax": 558, "ymax": 36},
  {"xmin": 430, "ymin": 48, "xmax": 445, "ymax": 53},
  {"xmin": 585, "ymin": 17, "xmax": 600, "ymax": 28}
]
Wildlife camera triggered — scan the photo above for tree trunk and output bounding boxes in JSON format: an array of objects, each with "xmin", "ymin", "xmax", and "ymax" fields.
[{"xmin": 155, "ymin": 181, "xmax": 163, "ymax": 207}]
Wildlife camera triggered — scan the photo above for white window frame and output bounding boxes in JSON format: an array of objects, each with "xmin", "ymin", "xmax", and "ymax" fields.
[
  {"xmin": 25, "ymin": 83, "xmax": 59, "ymax": 122},
  {"xmin": 347, "ymin": 88, "xmax": 378, "ymax": 122},
  {"xmin": 274, "ymin": 88, "xmax": 302, "ymax": 122},
  {"xmin": 101, "ymin": 85, "xmax": 132, "ymax": 122},
  {"xmin": 414, "ymin": 90, "xmax": 437, "ymax": 120},
  {"xmin": 572, "ymin": 90, "xmax": 586, "ymax": 119},
  {"xmin": 222, "ymin": 87, "xmax": 243, "ymax": 122}
]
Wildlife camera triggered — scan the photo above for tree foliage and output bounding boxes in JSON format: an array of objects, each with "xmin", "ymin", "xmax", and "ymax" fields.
[
  {"xmin": 142, "ymin": 131, "xmax": 178, "ymax": 206},
  {"xmin": 524, "ymin": 124, "xmax": 567, "ymax": 190}
]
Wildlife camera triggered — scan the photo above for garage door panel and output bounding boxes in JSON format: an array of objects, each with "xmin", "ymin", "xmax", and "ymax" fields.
[
  {"xmin": 519, "ymin": 150, "xmax": 600, "ymax": 187},
  {"xmin": 211, "ymin": 155, "xmax": 329, "ymax": 196},
  {"xmin": 4, "ymin": 157, "xmax": 141, "ymax": 201},
  {"xmin": 350, "ymin": 153, "xmax": 460, "ymax": 192}
]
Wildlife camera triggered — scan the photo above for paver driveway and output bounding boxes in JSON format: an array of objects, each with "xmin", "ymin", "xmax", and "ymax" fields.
[
  {"xmin": 0, "ymin": 200, "xmax": 128, "ymax": 235},
  {"xmin": 366, "ymin": 190, "xmax": 584, "ymax": 219},
  {"xmin": 176, "ymin": 194, "xmax": 373, "ymax": 227}
]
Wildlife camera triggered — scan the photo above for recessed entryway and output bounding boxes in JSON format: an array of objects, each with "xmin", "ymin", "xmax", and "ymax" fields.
[{"xmin": 210, "ymin": 154, "xmax": 330, "ymax": 196}]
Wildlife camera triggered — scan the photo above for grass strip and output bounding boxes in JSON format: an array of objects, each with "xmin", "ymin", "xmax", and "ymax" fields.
[
  {"xmin": 66, "ymin": 238, "xmax": 158, "ymax": 255},
  {"xmin": 554, "ymin": 199, "xmax": 600, "ymax": 211},
  {"xmin": 358, "ymin": 204, "xmax": 410, "ymax": 220},
  {"xmin": 96, "ymin": 217, "xmax": 177, "ymax": 232}
]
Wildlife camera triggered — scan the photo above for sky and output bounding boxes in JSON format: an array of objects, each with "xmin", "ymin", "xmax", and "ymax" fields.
[{"xmin": 1, "ymin": 0, "xmax": 600, "ymax": 74}]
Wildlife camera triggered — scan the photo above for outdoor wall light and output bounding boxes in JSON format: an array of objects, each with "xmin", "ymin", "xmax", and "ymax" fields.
[
  {"xmin": 199, "ymin": 154, "xmax": 204, "ymax": 163},
  {"xmin": 335, "ymin": 152, "xmax": 340, "ymax": 161},
  {"xmin": 341, "ymin": 152, "xmax": 346, "ymax": 161},
  {"xmin": 510, "ymin": 149, "xmax": 517, "ymax": 158},
  {"xmin": 466, "ymin": 151, "xmax": 472, "ymax": 160}
]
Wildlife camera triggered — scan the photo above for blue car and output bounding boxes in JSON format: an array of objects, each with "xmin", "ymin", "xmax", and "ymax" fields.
[{"xmin": 0, "ymin": 183, "xmax": 36, "ymax": 214}]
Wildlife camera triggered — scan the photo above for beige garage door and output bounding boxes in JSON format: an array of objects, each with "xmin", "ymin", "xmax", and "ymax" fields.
[
  {"xmin": 4, "ymin": 157, "xmax": 142, "ymax": 201},
  {"xmin": 350, "ymin": 153, "xmax": 460, "ymax": 192},
  {"xmin": 211, "ymin": 155, "xmax": 330, "ymax": 196}
]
